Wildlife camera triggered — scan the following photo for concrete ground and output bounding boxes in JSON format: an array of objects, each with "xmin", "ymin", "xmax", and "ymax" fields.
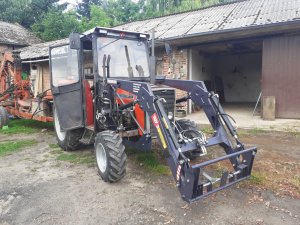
[{"xmin": 186, "ymin": 104, "xmax": 300, "ymax": 132}]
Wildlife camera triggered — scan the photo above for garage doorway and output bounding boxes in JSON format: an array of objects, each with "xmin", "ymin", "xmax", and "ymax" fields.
[{"xmin": 190, "ymin": 39, "xmax": 262, "ymax": 114}]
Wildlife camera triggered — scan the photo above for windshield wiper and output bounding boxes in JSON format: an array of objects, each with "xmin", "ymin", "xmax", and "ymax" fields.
[
  {"xmin": 135, "ymin": 65, "xmax": 144, "ymax": 77},
  {"xmin": 99, "ymin": 38, "xmax": 120, "ymax": 50},
  {"xmin": 125, "ymin": 45, "xmax": 134, "ymax": 77}
]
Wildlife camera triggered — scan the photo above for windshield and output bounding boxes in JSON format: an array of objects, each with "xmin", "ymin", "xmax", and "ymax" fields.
[
  {"xmin": 97, "ymin": 37, "xmax": 150, "ymax": 78},
  {"xmin": 50, "ymin": 45, "xmax": 79, "ymax": 87}
]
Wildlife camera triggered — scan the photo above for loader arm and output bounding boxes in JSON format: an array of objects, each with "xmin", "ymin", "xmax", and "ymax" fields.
[{"xmin": 108, "ymin": 77, "xmax": 256, "ymax": 202}]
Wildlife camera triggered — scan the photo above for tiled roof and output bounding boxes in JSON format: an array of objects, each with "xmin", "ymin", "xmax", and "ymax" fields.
[
  {"xmin": 19, "ymin": 39, "xmax": 68, "ymax": 60},
  {"xmin": 114, "ymin": 0, "xmax": 300, "ymax": 40},
  {"xmin": 0, "ymin": 21, "xmax": 41, "ymax": 46}
]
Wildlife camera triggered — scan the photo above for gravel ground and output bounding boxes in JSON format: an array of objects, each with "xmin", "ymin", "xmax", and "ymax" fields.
[{"xmin": 0, "ymin": 132, "xmax": 299, "ymax": 225}]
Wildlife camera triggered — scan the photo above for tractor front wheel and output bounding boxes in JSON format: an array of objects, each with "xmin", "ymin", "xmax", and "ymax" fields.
[
  {"xmin": 53, "ymin": 108, "xmax": 83, "ymax": 151},
  {"xmin": 95, "ymin": 131, "xmax": 127, "ymax": 183}
]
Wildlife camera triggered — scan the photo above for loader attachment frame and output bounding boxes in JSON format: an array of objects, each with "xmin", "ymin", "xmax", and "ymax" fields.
[{"xmin": 107, "ymin": 77, "xmax": 257, "ymax": 202}]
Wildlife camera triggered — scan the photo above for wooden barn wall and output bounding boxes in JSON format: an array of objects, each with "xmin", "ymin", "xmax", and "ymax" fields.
[
  {"xmin": 262, "ymin": 35, "xmax": 300, "ymax": 119},
  {"xmin": 33, "ymin": 61, "xmax": 50, "ymax": 95}
]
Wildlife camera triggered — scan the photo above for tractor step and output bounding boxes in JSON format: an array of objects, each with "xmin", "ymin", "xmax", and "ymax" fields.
[
  {"xmin": 179, "ymin": 147, "xmax": 257, "ymax": 203},
  {"xmin": 80, "ymin": 129, "xmax": 95, "ymax": 145}
]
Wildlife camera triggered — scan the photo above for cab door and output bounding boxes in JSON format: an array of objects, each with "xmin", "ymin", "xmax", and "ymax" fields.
[{"xmin": 50, "ymin": 44, "xmax": 83, "ymax": 130}]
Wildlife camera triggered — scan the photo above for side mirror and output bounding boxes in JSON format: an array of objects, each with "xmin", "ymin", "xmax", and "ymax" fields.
[
  {"xmin": 165, "ymin": 43, "xmax": 173, "ymax": 56},
  {"xmin": 69, "ymin": 33, "xmax": 81, "ymax": 50}
]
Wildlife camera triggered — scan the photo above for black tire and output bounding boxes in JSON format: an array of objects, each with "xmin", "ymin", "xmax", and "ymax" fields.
[
  {"xmin": 176, "ymin": 119, "xmax": 198, "ymax": 131},
  {"xmin": 53, "ymin": 108, "xmax": 83, "ymax": 151},
  {"xmin": 95, "ymin": 131, "xmax": 127, "ymax": 183},
  {"xmin": 176, "ymin": 119, "xmax": 201, "ymax": 160},
  {"xmin": 0, "ymin": 106, "xmax": 9, "ymax": 126}
]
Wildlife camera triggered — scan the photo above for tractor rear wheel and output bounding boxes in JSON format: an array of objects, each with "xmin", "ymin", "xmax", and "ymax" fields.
[
  {"xmin": 53, "ymin": 108, "xmax": 83, "ymax": 151},
  {"xmin": 0, "ymin": 106, "xmax": 9, "ymax": 127},
  {"xmin": 95, "ymin": 131, "xmax": 127, "ymax": 183}
]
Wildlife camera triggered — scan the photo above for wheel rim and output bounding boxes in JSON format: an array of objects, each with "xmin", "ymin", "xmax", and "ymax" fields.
[
  {"xmin": 54, "ymin": 109, "xmax": 66, "ymax": 141},
  {"xmin": 96, "ymin": 143, "xmax": 107, "ymax": 173}
]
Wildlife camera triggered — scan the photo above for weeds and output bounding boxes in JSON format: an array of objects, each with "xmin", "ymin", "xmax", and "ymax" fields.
[
  {"xmin": 249, "ymin": 172, "xmax": 266, "ymax": 185},
  {"xmin": 283, "ymin": 127, "xmax": 300, "ymax": 138},
  {"xmin": 0, "ymin": 140, "xmax": 38, "ymax": 156},
  {"xmin": 292, "ymin": 175, "xmax": 300, "ymax": 193},
  {"xmin": 52, "ymin": 148, "xmax": 95, "ymax": 166},
  {"xmin": 127, "ymin": 148, "xmax": 170, "ymax": 175},
  {"xmin": 49, "ymin": 143, "xmax": 59, "ymax": 149}
]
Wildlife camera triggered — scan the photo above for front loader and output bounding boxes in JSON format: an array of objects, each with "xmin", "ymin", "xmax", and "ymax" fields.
[{"xmin": 50, "ymin": 27, "xmax": 256, "ymax": 203}]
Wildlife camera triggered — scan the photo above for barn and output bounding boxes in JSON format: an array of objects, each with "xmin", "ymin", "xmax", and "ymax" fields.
[
  {"xmin": 115, "ymin": 0, "xmax": 300, "ymax": 119},
  {"xmin": 19, "ymin": 0, "xmax": 300, "ymax": 120}
]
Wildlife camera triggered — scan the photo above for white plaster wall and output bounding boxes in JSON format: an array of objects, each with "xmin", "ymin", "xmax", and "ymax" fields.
[{"xmin": 212, "ymin": 53, "xmax": 262, "ymax": 102}]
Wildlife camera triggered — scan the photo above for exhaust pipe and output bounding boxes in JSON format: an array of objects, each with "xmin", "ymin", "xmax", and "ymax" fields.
[{"xmin": 150, "ymin": 29, "xmax": 156, "ymax": 84}]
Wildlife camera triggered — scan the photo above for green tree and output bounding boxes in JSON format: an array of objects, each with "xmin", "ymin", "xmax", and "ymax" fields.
[
  {"xmin": 0, "ymin": 0, "xmax": 63, "ymax": 28},
  {"xmin": 104, "ymin": 0, "xmax": 140, "ymax": 24},
  {"xmin": 77, "ymin": 0, "xmax": 103, "ymax": 19},
  {"xmin": 32, "ymin": 9, "xmax": 82, "ymax": 41},
  {"xmin": 80, "ymin": 5, "xmax": 112, "ymax": 30}
]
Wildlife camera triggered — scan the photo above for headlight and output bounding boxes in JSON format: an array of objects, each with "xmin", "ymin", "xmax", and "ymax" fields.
[{"xmin": 168, "ymin": 112, "xmax": 174, "ymax": 120}]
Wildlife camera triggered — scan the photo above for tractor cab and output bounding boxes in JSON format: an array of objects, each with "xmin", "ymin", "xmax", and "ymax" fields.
[
  {"xmin": 50, "ymin": 27, "xmax": 152, "ymax": 132},
  {"xmin": 50, "ymin": 27, "xmax": 257, "ymax": 203}
]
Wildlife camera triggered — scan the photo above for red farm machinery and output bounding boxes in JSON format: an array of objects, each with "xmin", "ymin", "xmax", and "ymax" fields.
[{"xmin": 0, "ymin": 50, "xmax": 53, "ymax": 127}]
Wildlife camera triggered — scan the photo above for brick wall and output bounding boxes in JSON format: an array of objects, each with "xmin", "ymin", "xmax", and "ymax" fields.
[{"xmin": 156, "ymin": 48, "xmax": 189, "ymax": 111}]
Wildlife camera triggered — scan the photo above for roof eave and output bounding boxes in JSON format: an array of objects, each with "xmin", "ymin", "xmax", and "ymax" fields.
[{"xmin": 159, "ymin": 20, "xmax": 300, "ymax": 46}]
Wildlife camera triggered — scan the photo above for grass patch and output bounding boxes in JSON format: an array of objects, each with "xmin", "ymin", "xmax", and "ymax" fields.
[
  {"xmin": 283, "ymin": 128, "xmax": 300, "ymax": 138},
  {"xmin": 201, "ymin": 127, "xmax": 214, "ymax": 136},
  {"xmin": 127, "ymin": 148, "xmax": 170, "ymax": 176},
  {"xmin": 0, "ymin": 119, "xmax": 53, "ymax": 134},
  {"xmin": 53, "ymin": 149, "xmax": 95, "ymax": 166},
  {"xmin": 292, "ymin": 175, "xmax": 300, "ymax": 193},
  {"xmin": 238, "ymin": 128, "xmax": 266, "ymax": 137},
  {"xmin": 249, "ymin": 172, "xmax": 266, "ymax": 185},
  {"xmin": 49, "ymin": 143, "xmax": 59, "ymax": 149},
  {"xmin": 0, "ymin": 139, "xmax": 38, "ymax": 156}
]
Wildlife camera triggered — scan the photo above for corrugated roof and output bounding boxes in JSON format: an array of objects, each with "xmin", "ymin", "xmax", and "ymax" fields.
[
  {"xmin": 114, "ymin": 0, "xmax": 300, "ymax": 40},
  {"xmin": 19, "ymin": 39, "xmax": 68, "ymax": 60},
  {"xmin": 19, "ymin": 0, "xmax": 300, "ymax": 60},
  {"xmin": 0, "ymin": 21, "xmax": 41, "ymax": 46}
]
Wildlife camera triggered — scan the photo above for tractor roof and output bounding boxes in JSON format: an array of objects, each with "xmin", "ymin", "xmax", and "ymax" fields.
[{"xmin": 83, "ymin": 27, "xmax": 150, "ymax": 40}]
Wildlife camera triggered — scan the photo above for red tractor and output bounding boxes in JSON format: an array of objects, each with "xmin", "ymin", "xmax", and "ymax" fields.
[
  {"xmin": 49, "ymin": 27, "xmax": 256, "ymax": 202},
  {"xmin": 1, "ymin": 27, "xmax": 256, "ymax": 203}
]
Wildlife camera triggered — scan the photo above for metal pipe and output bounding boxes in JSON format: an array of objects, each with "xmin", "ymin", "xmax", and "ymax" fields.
[
  {"xmin": 151, "ymin": 29, "xmax": 155, "ymax": 58},
  {"xmin": 21, "ymin": 58, "xmax": 49, "ymax": 63},
  {"xmin": 150, "ymin": 29, "xmax": 156, "ymax": 84},
  {"xmin": 202, "ymin": 170, "xmax": 241, "ymax": 187},
  {"xmin": 191, "ymin": 147, "xmax": 256, "ymax": 169}
]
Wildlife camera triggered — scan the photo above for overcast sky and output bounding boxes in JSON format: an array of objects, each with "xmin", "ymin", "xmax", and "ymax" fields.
[{"xmin": 59, "ymin": 0, "xmax": 81, "ymax": 6}]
